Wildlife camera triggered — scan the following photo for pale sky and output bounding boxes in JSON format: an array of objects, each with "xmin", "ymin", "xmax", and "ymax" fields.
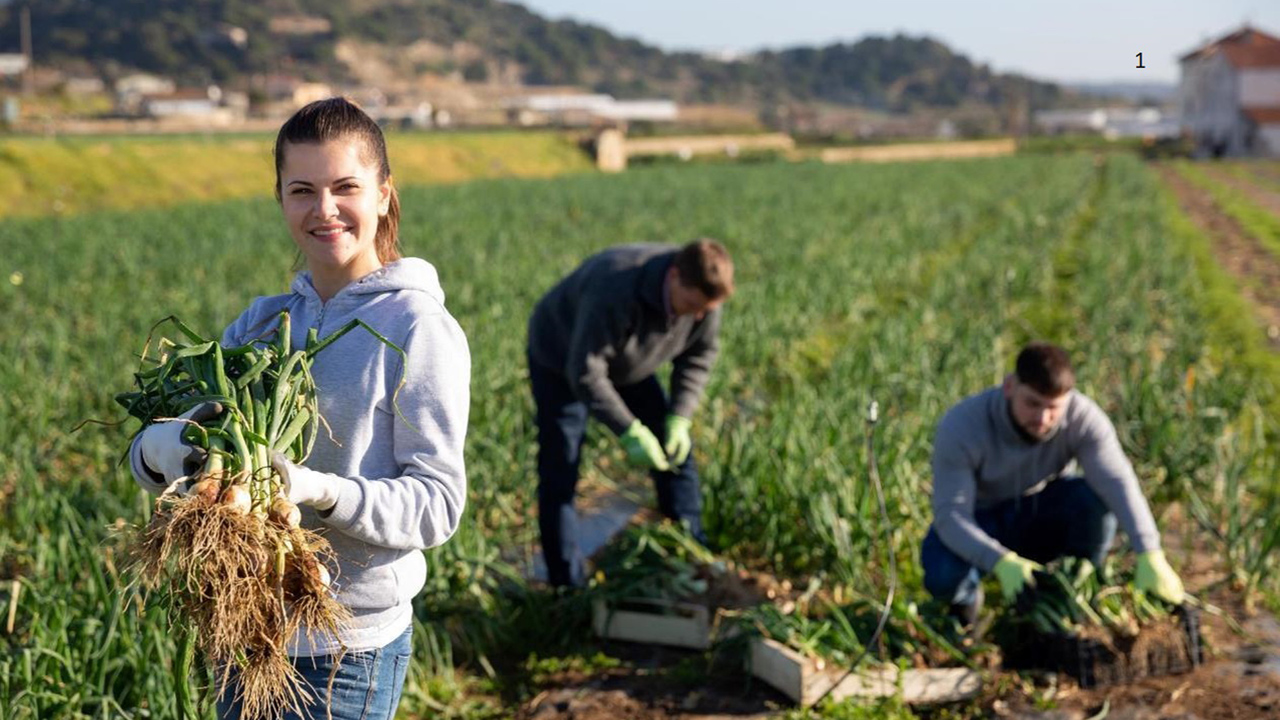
[{"xmin": 514, "ymin": 0, "xmax": 1280, "ymax": 84}]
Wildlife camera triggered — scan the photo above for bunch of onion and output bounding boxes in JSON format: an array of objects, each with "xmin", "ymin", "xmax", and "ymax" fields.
[
  {"xmin": 116, "ymin": 312, "xmax": 404, "ymax": 720},
  {"xmin": 1017, "ymin": 557, "xmax": 1176, "ymax": 640}
]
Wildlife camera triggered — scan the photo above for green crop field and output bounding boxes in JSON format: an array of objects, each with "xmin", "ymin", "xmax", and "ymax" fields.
[{"xmin": 2, "ymin": 153, "xmax": 1279, "ymax": 718}]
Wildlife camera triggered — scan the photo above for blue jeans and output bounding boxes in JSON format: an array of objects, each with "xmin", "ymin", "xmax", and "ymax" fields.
[
  {"xmin": 217, "ymin": 626, "xmax": 413, "ymax": 720},
  {"xmin": 921, "ymin": 477, "xmax": 1117, "ymax": 611},
  {"xmin": 529, "ymin": 356, "xmax": 704, "ymax": 587}
]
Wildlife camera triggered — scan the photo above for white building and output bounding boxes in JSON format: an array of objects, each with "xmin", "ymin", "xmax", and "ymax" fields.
[
  {"xmin": 520, "ymin": 93, "xmax": 615, "ymax": 114},
  {"xmin": 595, "ymin": 100, "xmax": 678, "ymax": 123},
  {"xmin": 506, "ymin": 93, "xmax": 678, "ymax": 126},
  {"xmin": 115, "ymin": 73, "xmax": 176, "ymax": 97},
  {"xmin": 0, "ymin": 54, "xmax": 28, "ymax": 77},
  {"xmin": 142, "ymin": 90, "xmax": 220, "ymax": 118},
  {"xmin": 1034, "ymin": 107, "xmax": 1179, "ymax": 140},
  {"xmin": 1179, "ymin": 26, "xmax": 1280, "ymax": 157}
]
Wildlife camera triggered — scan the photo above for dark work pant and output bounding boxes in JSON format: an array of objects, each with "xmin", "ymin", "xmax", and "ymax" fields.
[
  {"xmin": 530, "ymin": 356, "xmax": 703, "ymax": 587},
  {"xmin": 920, "ymin": 477, "xmax": 1118, "ymax": 612}
]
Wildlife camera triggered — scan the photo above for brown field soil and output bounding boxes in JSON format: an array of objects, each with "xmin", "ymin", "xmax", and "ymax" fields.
[
  {"xmin": 1201, "ymin": 165, "xmax": 1280, "ymax": 219},
  {"xmin": 514, "ymin": 527, "xmax": 1280, "ymax": 720},
  {"xmin": 1239, "ymin": 161, "xmax": 1280, "ymax": 192},
  {"xmin": 516, "ymin": 641, "xmax": 786, "ymax": 720},
  {"xmin": 993, "ymin": 507, "xmax": 1280, "ymax": 719},
  {"xmin": 1157, "ymin": 165, "xmax": 1280, "ymax": 347},
  {"xmin": 961, "ymin": 500, "xmax": 1280, "ymax": 719}
]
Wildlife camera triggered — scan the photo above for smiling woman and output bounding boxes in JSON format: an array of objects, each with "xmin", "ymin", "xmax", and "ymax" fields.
[
  {"xmin": 274, "ymin": 102, "xmax": 401, "ymax": 301},
  {"xmin": 124, "ymin": 97, "xmax": 474, "ymax": 720}
]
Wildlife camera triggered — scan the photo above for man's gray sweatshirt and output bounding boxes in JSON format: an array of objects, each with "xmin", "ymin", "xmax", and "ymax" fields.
[
  {"xmin": 527, "ymin": 244, "xmax": 721, "ymax": 434},
  {"xmin": 931, "ymin": 386, "xmax": 1161, "ymax": 572}
]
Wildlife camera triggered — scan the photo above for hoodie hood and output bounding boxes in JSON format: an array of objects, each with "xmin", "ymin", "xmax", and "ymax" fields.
[{"xmin": 291, "ymin": 257, "xmax": 446, "ymax": 307}]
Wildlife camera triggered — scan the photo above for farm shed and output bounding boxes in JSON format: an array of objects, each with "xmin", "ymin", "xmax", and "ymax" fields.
[{"xmin": 1180, "ymin": 25, "xmax": 1280, "ymax": 157}]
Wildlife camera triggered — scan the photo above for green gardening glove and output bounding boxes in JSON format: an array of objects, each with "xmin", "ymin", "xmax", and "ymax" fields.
[
  {"xmin": 992, "ymin": 552, "xmax": 1043, "ymax": 602},
  {"xmin": 663, "ymin": 414, "xmax": 693, "ymax": 465},
  {"xmin": 620, "ymin": 420, "xmax": 670, "ymax": 471},
  {"xmin": 1135, "ymin": 550, "xmax": 1185, "ymax": 605}
]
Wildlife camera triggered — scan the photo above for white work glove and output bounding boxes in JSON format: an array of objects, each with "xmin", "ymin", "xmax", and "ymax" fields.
[
  {"xmin": 130, "ymin": 402, "xmax": 223, "ymax": 494},
  {"xmin": 270, "ymin": 452, "xmax": 342, "ymax": 512}
]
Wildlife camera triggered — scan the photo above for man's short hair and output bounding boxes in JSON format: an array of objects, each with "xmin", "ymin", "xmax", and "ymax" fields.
[
  {"xmin": 673, "ymin": 239, "xmax": 734, "ymax": 299},
  {"xmin": 1015, "ymin": 342, "xmax": 1075, "ymax": 396}
]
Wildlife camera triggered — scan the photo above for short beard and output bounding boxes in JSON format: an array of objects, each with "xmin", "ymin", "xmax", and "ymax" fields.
[{"xmin": 1007, "ymin": 402, "xmax": 1045, "ymax": 444}]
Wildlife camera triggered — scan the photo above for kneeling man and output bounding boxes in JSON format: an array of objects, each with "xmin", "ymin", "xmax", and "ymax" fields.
[{"xmin": 923, "ymin": 341, "xmax": 1184, "ymax": 624}]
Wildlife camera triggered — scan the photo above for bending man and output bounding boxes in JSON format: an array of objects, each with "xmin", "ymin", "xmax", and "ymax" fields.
[{"xmin": 528, "ymin": 240, "xmax": 734, "ymax": 587}]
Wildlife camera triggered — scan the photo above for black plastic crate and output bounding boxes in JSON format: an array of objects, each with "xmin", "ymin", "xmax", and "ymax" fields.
[{"xmin": 1001, "ymin": 604, "xmax": 1202, "ymax": 688}]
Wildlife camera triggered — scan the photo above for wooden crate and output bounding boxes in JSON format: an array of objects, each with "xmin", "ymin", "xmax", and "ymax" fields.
[
  {"xmin": 591, "ymin": 597, "xmax": 713, "ymax": 650},
  {"xmin": 749, "ymin": 637, "xmax": 981, "ymax": 707}
]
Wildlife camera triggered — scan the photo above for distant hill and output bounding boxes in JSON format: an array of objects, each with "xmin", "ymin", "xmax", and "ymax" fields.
[{"xmin": 0, "ymin": 0, "xmax": 1062, "ymax": 113}]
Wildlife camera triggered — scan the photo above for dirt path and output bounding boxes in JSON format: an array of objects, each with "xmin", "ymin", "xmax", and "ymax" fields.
[
  {"xmin": 1239, "ymin": 162, "xmax": 1280, "ymax": 193},
  {"xmin": 516, "ymin": 642, "xmax": 787, "ymax": 720},
  {"xmin": 1200, "ymin": 164, "xmax": 1280, "ymax": 220},
  {"xmin": 1157, "ymin": 165, "xmax": 1280, "ymax": 348}
]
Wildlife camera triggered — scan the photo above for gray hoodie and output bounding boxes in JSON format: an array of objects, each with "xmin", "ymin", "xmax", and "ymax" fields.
[{"xmin": 132, "ymin": 257, "xmax": 470, "ymax": 655}]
